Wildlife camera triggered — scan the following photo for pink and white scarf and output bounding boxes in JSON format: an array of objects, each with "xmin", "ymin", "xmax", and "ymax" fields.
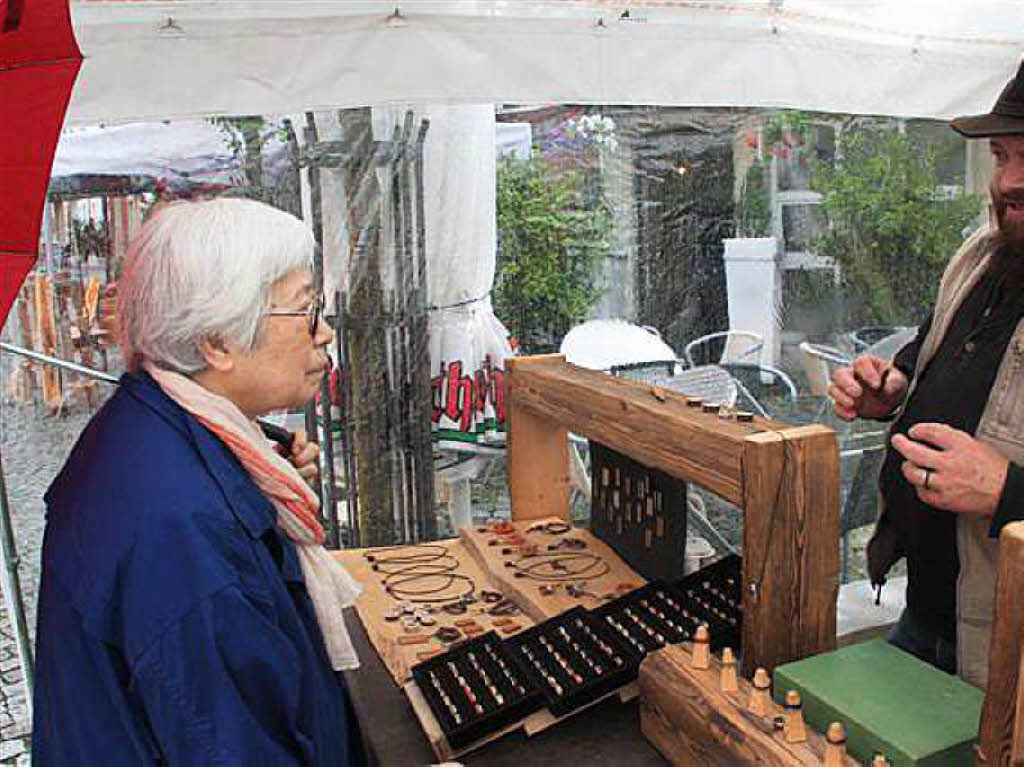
[{"xmin": 145, "ymin": 362, "xmax": 362, "ymax": 670}]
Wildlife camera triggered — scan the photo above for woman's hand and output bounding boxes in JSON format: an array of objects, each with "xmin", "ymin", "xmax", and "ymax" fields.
[
  {"xmin": 284, "ymin": 428, "xmax": 320, "ymax": 484},
  {"xmin": 828, "ymin": 354, "xmax": 908, "ymax": 421}
]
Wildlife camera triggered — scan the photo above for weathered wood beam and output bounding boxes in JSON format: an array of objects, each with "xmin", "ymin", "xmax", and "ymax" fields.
[
  {"xmin": 977, "ymin": 521, "xmax": 1024, "ymax": 765},
  {"xmin": 741, "ymin": 427, "xmax": 839, "ymax": 677},
  {"xmin": 506, "ymin": 356, "xmax": 571, "ymax": 521},
  {"xmin": 640, "ymin": 644, "xmax": 857, "ymax": 765},
  {"xmin": 506, "ymin": 355, "xmax": 750, "ymax": 504}
]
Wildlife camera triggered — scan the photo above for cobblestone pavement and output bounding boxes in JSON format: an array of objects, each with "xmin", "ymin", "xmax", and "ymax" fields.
[{"xmin": 0, "ymin": 343, "xmax": 112, "ymax": 766}]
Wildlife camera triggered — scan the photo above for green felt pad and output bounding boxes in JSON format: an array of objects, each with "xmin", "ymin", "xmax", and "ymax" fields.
[{"xmin": 773, "ymin": 639, "xmax": 983, "ymax": 767}]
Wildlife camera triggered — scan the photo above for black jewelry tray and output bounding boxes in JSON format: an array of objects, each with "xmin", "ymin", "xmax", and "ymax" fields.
[
  {"xmin": 669, "ymin": 553, "xmax": 743, "ymax": 654},
  {"xmin": 590, "ymin": 581, "xmax": 695, "ymax": 656},
  {"xmin": 504, "ymin": 607, "xmax": 642, "ymax": 718},
  {"xmin": 411, "ymin": 631, "xmax": 545, "ymax": 750}
]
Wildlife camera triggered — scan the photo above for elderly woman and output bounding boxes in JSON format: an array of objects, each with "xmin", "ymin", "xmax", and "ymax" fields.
[{"xmin": 32, "ymin": 199, "xmax": 366, "ymax": 765}]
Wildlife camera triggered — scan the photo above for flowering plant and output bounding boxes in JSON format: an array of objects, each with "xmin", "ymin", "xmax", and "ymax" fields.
[{"xmin": 565, "ymin": 114, "xmax": 619, "ymax": 151}]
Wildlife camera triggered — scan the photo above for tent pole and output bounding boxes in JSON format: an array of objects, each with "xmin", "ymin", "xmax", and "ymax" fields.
[{"xmin": 0, "ymin": 450, "xmax": 34, "ymax": 713}]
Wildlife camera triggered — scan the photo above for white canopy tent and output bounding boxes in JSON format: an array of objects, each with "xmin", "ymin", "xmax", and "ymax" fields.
[
  {"xmin": 52, "ymin": 121, "xmax": 243, "ymax": 184},
  {"xmin": 67, "ymin": 1, "xmax": 1023, "ymax": 128}
]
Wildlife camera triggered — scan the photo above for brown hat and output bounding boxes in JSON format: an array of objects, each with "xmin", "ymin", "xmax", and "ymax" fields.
[{"xmin": 952, "ymin": 60, "xmax": 1024, "ymax": 138}]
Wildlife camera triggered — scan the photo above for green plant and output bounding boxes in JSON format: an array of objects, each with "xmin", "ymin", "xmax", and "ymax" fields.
[
  {"xmin": 737, "ymin": 159, "xmax": 771, "ymax": 237},
  {"xmin": 764, "ymin": 111, "xmax": 814, "ymax": 151},
  {"xmin": 494, "ymin": 155, "xmax": 610, "ymax": 352},
  {"xmin": 809, "ymin": 125, "xmax": 982, "ymax": 326}
]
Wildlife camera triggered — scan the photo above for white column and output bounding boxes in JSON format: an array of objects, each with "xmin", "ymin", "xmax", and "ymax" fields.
[{"xmin": 722, "ymin": 237, "xmax": 781, "ymax": 371}]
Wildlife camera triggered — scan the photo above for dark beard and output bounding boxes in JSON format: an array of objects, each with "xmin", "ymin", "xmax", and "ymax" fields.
[
  {"xmin": 992, "ymin": 187, "xmax": 1024, "ymax": 256},
  {"xmin": 987, "ymin": 240, "xmax": 1024, "ymax": 282}
]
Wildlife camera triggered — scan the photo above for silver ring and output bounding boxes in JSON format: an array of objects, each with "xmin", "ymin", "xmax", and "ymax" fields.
[{"xmin": 922, "ymin": 468, "xmax": 932, "ymax": 490}]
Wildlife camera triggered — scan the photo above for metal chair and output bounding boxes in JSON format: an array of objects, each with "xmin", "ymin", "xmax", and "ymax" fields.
[
  {"xmin": 799, "ymin": 341, "xmax": 851, "ymax": 397},
  {"xmin": 683, "ymin": 330, "xmax": 763, "ymax": 369},
  {"xmin": 719, "ymin": 362, "xmax": 798, "ymax": 417},
  {"xmin": 647, "ymin": 364, "xmax": 739, "ymax": 408},
  {"xmin": 844, "ymin": 325, "xmax": 914, "ymax": 354},
  {"xmin": 863, "ymin": 326, "xmax": 918, "ymax": 362}
]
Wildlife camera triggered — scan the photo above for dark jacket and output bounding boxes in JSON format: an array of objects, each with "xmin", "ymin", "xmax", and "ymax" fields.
[{"xmin": 32, "ymin": 371, "xmax": 355, "ymax": 765}]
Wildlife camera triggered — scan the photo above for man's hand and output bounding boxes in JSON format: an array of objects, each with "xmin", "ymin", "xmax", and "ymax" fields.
[
  {"xmin": 828, "ymin": 354, "xmax": 908, "ymax": 421},
  {"xmin": 890, "ymin": 423, "xmax": 1009, "ymax": 516},
  {"xmin": 285, "ymin": 429, "xmax": 320, "ymax": 484}
]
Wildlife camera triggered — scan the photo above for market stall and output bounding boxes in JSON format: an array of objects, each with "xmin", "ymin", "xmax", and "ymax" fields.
[
  {"xmin": 323, "ymin": 353, "xmax": 837, "ymax": 761},
  {"xmin": 3, "ymin": 1, "xmax": 1024, "ymax": 763},
  {"xmin": 338, "ymin": 355, "xmax": 998, "ymax": 764}
]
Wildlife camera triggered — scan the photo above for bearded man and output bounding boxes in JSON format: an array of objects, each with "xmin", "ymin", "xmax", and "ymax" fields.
[{"xmin": 829, "ymin": 59, "xmax": 1024, "ymax": 689}]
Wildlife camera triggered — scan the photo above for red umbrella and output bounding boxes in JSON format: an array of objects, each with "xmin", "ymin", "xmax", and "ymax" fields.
[{"xmin": 0, "ymin": 0, "xmax": 82, "ymax": 326}]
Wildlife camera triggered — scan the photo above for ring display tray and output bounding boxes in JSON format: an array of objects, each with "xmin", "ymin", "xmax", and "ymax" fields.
[
  {"xmin": 410, "ymin": 631, "xmax": 544, "ymax": 751},
  {"xmin": 400, "ymin": 556, "xmax": 744, "ymax": 760},
  {"xmin": 671, "ymin": 553, "xmax": 743, "ymax": 654},
  {"xmin": 592, "ymin": 581, "xmax": 695, "ymax": 656},
  {"xmin": 503, "ymin": 607, "xmax": 642, "ymax": 717}
]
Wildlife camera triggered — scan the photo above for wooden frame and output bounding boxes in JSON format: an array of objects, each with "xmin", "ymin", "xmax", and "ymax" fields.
[
  {"xmin": 977, "ymin": 521, "xmax": 1024, "ymax": 765},
  {"xmin": 506, "ymin": 354, "xmax": 840, "ymax": 675}
]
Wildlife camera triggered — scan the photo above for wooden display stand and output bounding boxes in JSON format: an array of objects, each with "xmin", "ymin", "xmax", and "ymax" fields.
[
  {"xmin": 978, "ymin": 521, "xmax": 1024, "ymax": 765},
  {"xmin": 339, "ymin": 526, "xmax": 648, "ymax": 761},
  {"xmin": 639, "ymin": 643, "xmax": 857, "ymax": 765},
  {"xmin": 506, "ymin": 355, "xmax": 840, "ymax": 677},
  {"xmin": 459, "ymin": 518, "xmax": 644, "ymax": 622}
]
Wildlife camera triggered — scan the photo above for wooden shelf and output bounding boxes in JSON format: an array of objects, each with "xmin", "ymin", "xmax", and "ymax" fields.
[{"xmin": 506, "ymin": 354, "xmax": 840, "ymax": 676}]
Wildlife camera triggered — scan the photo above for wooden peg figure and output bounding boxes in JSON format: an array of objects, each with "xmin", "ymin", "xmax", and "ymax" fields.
[
  {"xmin": 720, "ymin": 647, "xmax": 738, "ymax": 692},
  {"xmin": 823, "ymin": 722, "xmax": 847, "ymax": 767},
  {"xmin": 782, "ymin": 690, "xmax": 806, "ymax": 743},
  {"xmin": 691, "ymin": 624, "xmax": 710, "ymax": 669},
  {"xmin": 748, "ymin": 667, "xmax": 772, "ymax": 717}
]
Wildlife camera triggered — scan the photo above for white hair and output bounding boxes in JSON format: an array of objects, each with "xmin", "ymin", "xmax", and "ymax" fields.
[{"xmin": 118, "ymin": 198, "xmax": 314, "ymax": 374}]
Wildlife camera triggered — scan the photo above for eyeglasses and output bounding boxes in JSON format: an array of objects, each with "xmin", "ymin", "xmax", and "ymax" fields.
[{"xmin": 266, "ymin": 293, "xmax": 325, "ymax": 338}]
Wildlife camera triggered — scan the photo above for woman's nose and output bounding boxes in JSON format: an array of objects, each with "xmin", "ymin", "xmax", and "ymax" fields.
[{"xmin": 314, "ymin": 314, "xmax": 335, "ymax": 347}]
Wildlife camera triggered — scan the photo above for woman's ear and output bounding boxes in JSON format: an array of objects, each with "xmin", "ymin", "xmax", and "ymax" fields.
[{"xmin": 198, "ymin": 334, "xmax": 235, "ymax": 373}]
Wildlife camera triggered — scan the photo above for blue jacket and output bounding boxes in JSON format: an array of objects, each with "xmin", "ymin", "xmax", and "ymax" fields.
[{"xmin": 33, "ymin": 372, "xmax": 355, "ymax": 765}]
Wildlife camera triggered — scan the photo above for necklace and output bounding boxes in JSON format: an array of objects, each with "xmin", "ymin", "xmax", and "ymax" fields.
[
  {"xmin": 368, "ymin": 543, "xmax": 477, "ymax": 603},
  {"xmin": 385, "ymin": 572, "xmax": 476, "ymax": 603},
  {"xmin": 510, "ymin": 552, "xmax": 610, "ymax": 582}
]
